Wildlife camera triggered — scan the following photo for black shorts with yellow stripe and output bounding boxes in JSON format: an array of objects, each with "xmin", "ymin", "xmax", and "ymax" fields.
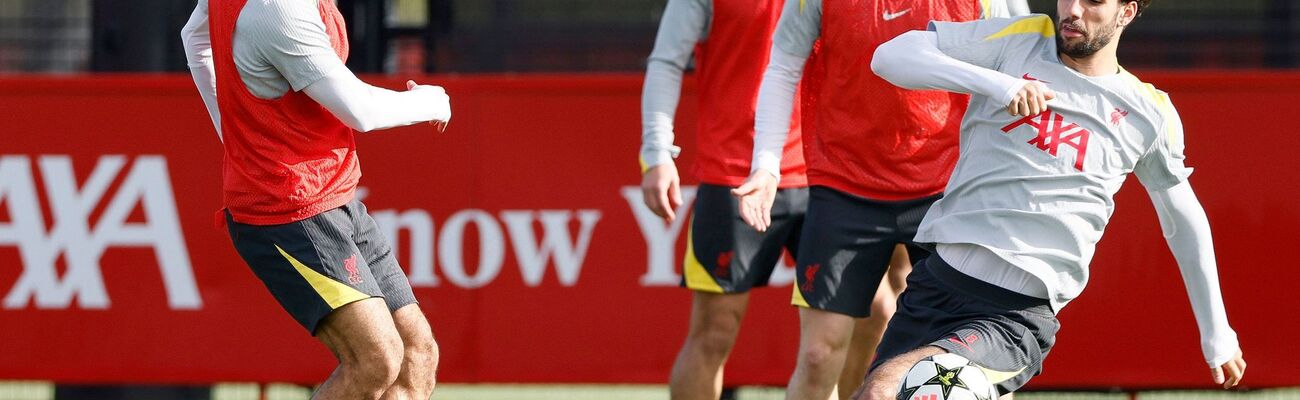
[
  {"xmin": 225, "ymin": 199, "xmax": 418, "ymax": 334},
  {"xmin": 791, "ymin": 187, "xmax": 937, "ymax": 317},
  {"xmin": 681, "ymin": 184, "xmax": 807, "ymax": 293}
]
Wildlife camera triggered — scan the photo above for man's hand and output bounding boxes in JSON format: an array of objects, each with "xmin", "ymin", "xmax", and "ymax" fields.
[
  {"xmin": 407, "ymin": 80, "xmax": 451, "ymax": 132},
  {"xmin": 1211, "ymin": 351, "xmax": 1246, "ymax": 389},
  {"xmin": 731, "ymin": 170, "xmax": 779, "ymax": 232},
  {"xmin": 1007, "ymin": 80, "xmax": 1056, "ymax": 117},
  {"xmin": 642, "ymin": 163, "xmax": 683, "ymax": 223}
]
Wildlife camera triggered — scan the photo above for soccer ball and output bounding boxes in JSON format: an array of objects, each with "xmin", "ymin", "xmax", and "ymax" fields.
[{"xmin": 896, "ymin": 353, "xmax": 999, "ymax": 400}]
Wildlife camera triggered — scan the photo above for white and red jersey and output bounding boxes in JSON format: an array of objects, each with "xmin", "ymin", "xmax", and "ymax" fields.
[
  {"xmin": 753, "ymin": 0, "xmax": 1014, "ymax": 200},
  {"xmin": 916, "ymin": 15, "xmax": 1194, "ymax": 311},
  {"xmin": 209, "ymin": 0, "xmax": 360, "ymax": 225},
  {"xmin": 641, "ymin": 0, "xmax": 806, "ymax": 188}
]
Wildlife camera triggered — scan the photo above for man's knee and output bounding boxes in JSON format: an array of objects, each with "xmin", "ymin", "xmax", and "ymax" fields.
[
  {"xmin": 870, "ymin": 292, "xmax": 896, "ymax": 318},
  {"xmin": 343, "ymin": 334, "xmax": 405, "ymax": 392},
  {"xmin": 799, "ymin": 339, "xmax": 847, "ymax": 370},
  {"xmin": 405, "ymin": 325, "xmax": 439, "ymax": 370},
  {"xmin": 686, "ymin": 293, "xmax": 746, "ymax": 358},
  {"xmin": 688, "ymin": 317, "xmax": 742, "ymax": 358}
]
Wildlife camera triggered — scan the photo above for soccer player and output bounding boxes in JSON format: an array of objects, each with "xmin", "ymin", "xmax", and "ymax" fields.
[
  {"xmin": 640, "ymin": 0, "xmax": 807, "ymax": 398},
  {"xmin": 856, "ymin": 0, "xmax": 1246, "ymax": 398},
  {"xmin": 181, "ymin": 0, "xmax": 450, "ymax": 398},
  {"xmin": 732, "ymin": 1, "xmax": 1023, "ymax": 398}
]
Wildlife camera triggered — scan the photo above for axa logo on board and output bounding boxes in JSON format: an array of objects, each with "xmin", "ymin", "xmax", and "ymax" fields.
[{"xmin": 0, "ymin": 155, "xmax": 201, "ymax": 310}]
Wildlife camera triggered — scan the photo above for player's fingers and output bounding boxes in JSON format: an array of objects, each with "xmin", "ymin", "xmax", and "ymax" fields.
[
  {"xmin": 1035, "ymin": 90, "xmax": 1049, "ymax": 115},
  {"xmin": 643, "ymin": 186, "xmax": 668, "ymax": 220},
  {"xmin": 1210, "ymin": 367, "xmax": 1224, "ymax": 385},
  {"xmin": 668, "ymin": 179, "xmax": 683, "ymax": 210},
  {"xmin": 761, "ymin": 193, "xmax": 775, "ymax": 230},
  {"xmin": 406, "ymin": 80, "xmax": 417, "ymax": 90},
  {"xmin": 1224, "ymin": 360, "xmax": 1244, "ymax": 388},
  {"xmin": 1016, "ymin": 99, "xmax": 1030, "ymax": 117},
  {"xmin": 740, "ymin": 198, "xmax": 760, "ymax": 230},
  {"xmin": 1007, "ymin": 99, "xmax": 1020, "ymax": 116},
  {"xmin": 745, "ymin": 197, "xmax": 766, "ymax": 232},
  {"xmin": 1043, "ymin": 87, "xmax": 1057, "ymax": 101}
]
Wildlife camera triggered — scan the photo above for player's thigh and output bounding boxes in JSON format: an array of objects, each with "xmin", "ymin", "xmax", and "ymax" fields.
[
  {"xmin": 683, "ymin": 184, "xmax": 795, "ymax": 294},
  {"xmin": 862, "ymin": 345, "xmax": 946, "ymax": 395},
  {"xmin": 793, "ymin": 187, "xmax": 899, "ymax": 318},
  {"xmin": 685, "ymin": 291, "xmax": 751, "ymax": 340},
  {"xmin": 885, "ymin": 244, "xmax": 914, "ymax": 292},
  {"xmin": 225, "ymin": 208, "xmax": 387, "ymax": 334},
  {"xmin": 316, "ymin": 298, "xmax": 402, "ymax": 363}
]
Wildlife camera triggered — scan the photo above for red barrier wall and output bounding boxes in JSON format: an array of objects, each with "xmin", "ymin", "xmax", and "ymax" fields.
[{"xmin": 0, "ymin": 72, "xmax": 1297, "ymax": 389}]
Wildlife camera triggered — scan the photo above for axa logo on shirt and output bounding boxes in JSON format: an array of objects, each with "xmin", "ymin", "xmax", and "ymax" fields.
[
  {"xmin": 1001, "ymin": 109, "xmax": 1092, "ymax": 171},
  {"xmin": 0, "ymin": 155, "xmax": 201, "ymax": 310}
]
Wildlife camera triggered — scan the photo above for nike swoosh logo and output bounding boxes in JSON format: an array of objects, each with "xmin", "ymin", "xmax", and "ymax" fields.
[
  {"xmin": 882, "ymin": 9, "xmax": 911, "ymax": 21},
  {"xmin": 1022, "ymin": 73, "xmax": 1051, "ymax": 84}
]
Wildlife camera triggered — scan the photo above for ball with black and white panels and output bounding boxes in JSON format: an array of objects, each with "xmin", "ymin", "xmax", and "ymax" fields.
[{"xmin": 896, "ymin": 353, "xmax": 998, "ymax": 400}]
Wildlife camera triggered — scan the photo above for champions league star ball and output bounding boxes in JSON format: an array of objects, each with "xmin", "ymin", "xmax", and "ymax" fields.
[{"xmin": 896, "ymin": 353, "xmax": 999, "ymax": 400}]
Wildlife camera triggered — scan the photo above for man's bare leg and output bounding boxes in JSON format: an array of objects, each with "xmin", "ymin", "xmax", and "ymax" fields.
[
  {"xmin": 836, "ymin": 246, "xmax": 912, "ymax": 399},
  {"xmin": 669, "ymin": 292, "xmax": 750, "ymax": 400},
  {"xmin": 313, "ymin": 298, "xmax": 405, "ymax": 400},
  {"xmin": 836, "ymin": 285, "xmax": 894, "ymax": 399},
  {"xmin": 849, "ymin": 346, "xmax": 945, "ymax": 400},
  {"xmin": 785, "ymin": 308, "xmax": 857, "ymax": 400},
  {"xmin": 381, "ymin": 304, "xmax": 438, "ymax": 400}
]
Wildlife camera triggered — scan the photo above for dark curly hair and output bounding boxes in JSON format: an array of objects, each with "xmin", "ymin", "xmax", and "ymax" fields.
[{"xmin": 1125, "ymin": 0, "xmax": 1152, "ymax": 17}]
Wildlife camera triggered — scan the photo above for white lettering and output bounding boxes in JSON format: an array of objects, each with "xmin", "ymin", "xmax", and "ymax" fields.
[
  {"xmin": 1, "ymin": 155, "xmax": 200, "ymax": 309},
  {"xmin": 437, "ymin": 209, "xmax": 504, "ymax": 289},
  {"xmin": 372, "ymin": 209, "xmax": 437, "ymax": 287},
  {"xmin": 501, "ymin": 210, "xmax": 602, "ymax": 287},
  {"xmin": 621, "ymin": 186, "xmax": 696, "ymax": 286}
]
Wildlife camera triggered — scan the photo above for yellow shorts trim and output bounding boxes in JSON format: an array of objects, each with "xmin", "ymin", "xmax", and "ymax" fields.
[
  {"xmin": 682, "ymin": 217, "xmax": 725, "ymax": 293},
  {"xmin": 275, "ymin": 244, "xmax": 370, "ymax": 309}
]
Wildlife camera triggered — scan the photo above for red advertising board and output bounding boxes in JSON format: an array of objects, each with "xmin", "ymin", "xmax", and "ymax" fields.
[{"xmin": 0, "ymin": 72, "xmax": 1297, "ymax": 389}]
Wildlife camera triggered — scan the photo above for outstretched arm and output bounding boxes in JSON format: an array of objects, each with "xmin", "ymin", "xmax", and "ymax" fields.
[
  {"xmin": 302, "ymin": 66, "xmax": 450, "ymax": 133},
  {"xmin": 237, "ymin": 0, "xmax": 449, "ymax": 133},
  {"xmin": 1147, "ymin": 181, "xmax": 1246, "ymax": 388},
  {"xmin": 871, "ymin": 30, "xmax": 1029, "ymax": 109},
  {"xmin": 180, "ymin": 0, "xmax": 221, "ymax": 139}
]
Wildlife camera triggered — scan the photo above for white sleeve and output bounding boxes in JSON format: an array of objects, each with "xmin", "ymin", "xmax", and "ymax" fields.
[
  {"xmin": 871, "ymin": 30, "xmax": 1025, "ymax": 107},
  {"xmin": 640, "ymin": 0, "xmax": 709, "ymax": 170},
  {"xmin": 750, "ymin": 0, "xmax": 820, "ymax": 178},
  {"xmin": 302, "ymin": 66, "xmax": 451, "ymax": 133},
  {"xmin": 1147, "ymin": 181, "xmax": 1240, "ymax": 367},
  {"xmin": 181, "ymin": 0, "xmax": 221, "ymax": 140}
]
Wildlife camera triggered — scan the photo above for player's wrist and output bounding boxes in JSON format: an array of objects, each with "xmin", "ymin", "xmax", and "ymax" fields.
[
  {"xmin": 639, "ymin": 147, "xmax": 678, "ymax": 173},
  {"xmin": 998, "ymin": 78, "xmax": 1031, "ymax": 106}
]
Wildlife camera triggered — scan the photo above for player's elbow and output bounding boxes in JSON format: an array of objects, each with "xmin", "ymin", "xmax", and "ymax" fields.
[
  {"xmin": 348, "ymin": 117, "xmax": 378, "ymax": 133},
  {"xmin": 871, "ymin": 39, "xmax": 902, "ymax": 82},
  {"xmin": 179, "ymin": 30, "xmax": 195, "ymax": 58},
  {"xmin": 332, "ymin": 108, "xmax": 377, "ymax": 132}
]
